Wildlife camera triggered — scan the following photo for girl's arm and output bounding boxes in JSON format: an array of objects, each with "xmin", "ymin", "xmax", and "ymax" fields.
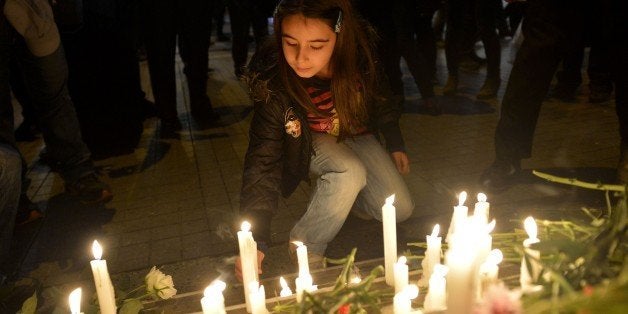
[{"xmin": 240, "ymin": 99, "xmax": 285, "ymax": 244}]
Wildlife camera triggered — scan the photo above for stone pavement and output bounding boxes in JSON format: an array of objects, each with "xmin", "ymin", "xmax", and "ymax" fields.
[{"xmin": 5, "ymin": 36, "xmax": 622, "ymax": 311}]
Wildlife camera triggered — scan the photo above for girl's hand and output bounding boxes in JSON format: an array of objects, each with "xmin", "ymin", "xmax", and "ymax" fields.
[
  {"xmin": 390, "ymin": 151, "xmax": 410, "ymax": 175},
  {"xmin": 235, "ymin": 250, "xmax": 265, "ymax": 282}
]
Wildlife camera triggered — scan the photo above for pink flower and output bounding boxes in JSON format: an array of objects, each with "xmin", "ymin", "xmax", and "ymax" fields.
[{"xmin": 475, "ymin": 283, "xmax": 522, "ymax": 314}]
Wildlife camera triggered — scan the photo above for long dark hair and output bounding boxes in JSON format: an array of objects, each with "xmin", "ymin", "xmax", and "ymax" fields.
[{"xmin": 273, "ymin": 0, "xmax": 378, "ymax": 139}]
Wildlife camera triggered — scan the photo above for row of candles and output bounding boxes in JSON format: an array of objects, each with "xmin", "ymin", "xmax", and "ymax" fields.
[{"xmin": 66, "ymin": 192, "xmax": 541, "ymax": 314}]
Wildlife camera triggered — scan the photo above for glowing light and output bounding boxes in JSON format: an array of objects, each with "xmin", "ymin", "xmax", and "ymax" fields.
[
  {"xmin": 69, "ymin": 288, "xmax": 82, "ymax": 314},
  {"xmin": 458, "ymin": 191, "xmax": 467, "ymax": 206},
  {"xmin": 92, "ymin": 240, "xmax": 103, "ymax": 260},
  {"xmin": 431, "ymin": 224, "xmax": 440, "ymax": 237},
  {"xmin": 241, "ymin": 221, "xmax": 251, "ymax": 232},
  {"xmin": 386, "ymin": 194, "xmax": 395, "ymax": 205},
  {"xmin": 524, "ymin": 216, "xmax": 538, "ymax": 240}
]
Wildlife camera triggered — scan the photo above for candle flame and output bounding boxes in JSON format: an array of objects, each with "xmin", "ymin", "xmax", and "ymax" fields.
[
  {"xmin": 458, "ymin": 191, "xmax": 467, "ymax": 206},
  {"xmin": 431, "ymin": 224, "xmax": 440, "ymax": 237},
  {"xmin": 403, "ymin": 285, "xmax": 419, "ymax": 299},
  {"xmin": 69, "ymin": 287, "xmax": 81, "ymax": 314},
  {"xmin": 477, "ymin": 193, "xmax": 487, "ymax": 202},
  {"xmin": 434, "ymin": 264, "xmax": 448, "ymax": 277},
  {"xmin": 397, "ymin": 256, "xmax": 407, "ymax": 265},
  {"xmin": 486, "ymin": 219, "xmax": 496, "ymax": 233},
  {"xmin": 241, "ymin": 221, "xmax": 251, "ymax": 232},
  {"xmin": 280, "ymin": 276, "xmax": 289, "ymax": 289},
  {"xmin": 385, "ymin": 194, "xmax": 395, "ymax": 205},
  {"xmin": 204, "ymin": 280, "xmax": 226, "ymax": 297},
  {"xmin": 292, "ymin": 241, "xmax": 304, "ymax": 247},
  {"xmin": 524, "ymin": 216, "xmax": 538, "ymax": 239},
  {"xmin": 487, "ymin": 249, "xmax": 503, "ymax": 265},
  {"xmin": 92, "ymin": 240, "xmax": 103, "ymax": 260}
]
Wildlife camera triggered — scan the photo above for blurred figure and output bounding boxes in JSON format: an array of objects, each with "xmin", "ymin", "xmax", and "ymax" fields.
[
  {"xmin": 213, "ymin": 0, "xmax": 230, "ymax": 42},
  {"xmin": 3, "ymin": 0, "xmax": 113, "ymax": 203},
  {"xmin": 142, "ymin": 0, "xmax": 219, "ymax": 137},
  {"xmin": 444, "ymin": 0, "xmax": 502, "ymax": 99},
  {"xmin": 227, "ymin": 0, "xmax": 273, "ymax": 78}
]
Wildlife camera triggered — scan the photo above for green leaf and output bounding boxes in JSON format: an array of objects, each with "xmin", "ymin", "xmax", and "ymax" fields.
[
  {"xmin": 19, "ymin": 292, "xmax": 37, "ymax": 314},
  {"xmin": 119, "ymin": 299, "xmax": 143, "ymax": 314}
]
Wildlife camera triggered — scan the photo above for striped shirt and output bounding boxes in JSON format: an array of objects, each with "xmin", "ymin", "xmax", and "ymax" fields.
[{"xmin": 306, "ymin": 78, "xmax": 340, "ymax": 136}]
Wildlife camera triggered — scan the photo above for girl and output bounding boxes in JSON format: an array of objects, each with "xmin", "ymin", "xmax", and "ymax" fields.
[{"xmin": 239, "ymin": 0, "xmax": 414, "ymax": 268}]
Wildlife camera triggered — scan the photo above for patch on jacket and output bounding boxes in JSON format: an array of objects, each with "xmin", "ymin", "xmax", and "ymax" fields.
[{"xmin": 284, "ymin": 107, "xmax": 302, "ymax": 138}]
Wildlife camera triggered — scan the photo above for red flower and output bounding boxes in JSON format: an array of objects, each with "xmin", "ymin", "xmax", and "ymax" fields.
[{"xmin": 338, "ymin": 304, "xmax": 350, "ymax": 314}]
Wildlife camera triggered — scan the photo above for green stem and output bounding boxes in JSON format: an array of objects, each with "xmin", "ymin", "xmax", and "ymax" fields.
[{"xmin": 533, "ymin": 170, "xmax": 626, "ymax": 192}]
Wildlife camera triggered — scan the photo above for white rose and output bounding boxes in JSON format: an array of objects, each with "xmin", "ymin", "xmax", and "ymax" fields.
[{"xmin": 145, "ymin": 266, "xmax": 177, "ymax": 299}]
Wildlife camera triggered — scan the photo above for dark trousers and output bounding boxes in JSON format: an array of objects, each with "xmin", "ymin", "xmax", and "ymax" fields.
[
  {"xmin": 494, "ymin": 0, "xmax": 585, "ymax": 161},
  {"xmin": 446, "ymin": 0, "xmax": 501, "ymax": 79},
  {"xmin": 143, "ymin": 0, "xmax": 213, "ymax": 120},
  {"xmin": 227, "ymin": 0, "xmax": 269, "ymax": 74}
]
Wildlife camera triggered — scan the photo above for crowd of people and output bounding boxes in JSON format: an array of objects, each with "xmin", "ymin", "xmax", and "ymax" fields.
[{"xmin": 1, "ymin": 0, "xmax": 626, "ymax": 286}]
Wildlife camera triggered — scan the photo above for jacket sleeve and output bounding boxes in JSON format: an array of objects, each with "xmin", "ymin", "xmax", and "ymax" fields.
[
  {"xmin": 240, "ymin": 98, "xmax": 285, "ymax": 244},
  {"xmin": 369, "ymin": 77, "xmax": 406, "ymax": 153}
]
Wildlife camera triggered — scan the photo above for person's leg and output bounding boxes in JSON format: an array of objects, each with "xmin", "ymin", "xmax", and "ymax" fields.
[
  {"xmin": 476, "ymin": 0, "xmax": 502, "ymax": 99},
  {"xmin": 553, "ymin": 45, "xmax": 584, "ymax": 102},
  {"xmin": 227, "ymin": 1, "xmax": 250, "ymax": 77},
  {"xmin": 178, "ymin": 0, "xmax": 218, "ymax": 119},
  {"xmin": 347, "ymin": 135, "xmax": 414, "ymax": 222},
  {"xmin": 444, "ymin": 0, "xmax": 468, "ymax": 95},
  {"xmin": 142, "ymin": 0, "xmax": 179, "ymax": 127},
  {"xmin": 587, "ymin": 43, "xmax": 613, "ymax": 103},
  {"xmin": 0, "ymin": 144, "xmax": 22, "ymax": 274},
  {"xmin": 290, "ymin": 133, "xmax": 367, "ymax": 255}
]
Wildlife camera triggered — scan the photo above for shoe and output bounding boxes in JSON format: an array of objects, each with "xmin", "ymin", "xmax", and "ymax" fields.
[
  {"xmin": 479, "ymin": 159, "xmax": 521, "ymax": 193},
  {"xmin": 618, "ymin": 142, "xmax": 628, "ymax": 185},
  {"xmin": 15, "ymin": 195, "xmax": 43, "ymax": 226},
  {"xmin": 477, "ymin": 78, "xmax": 501, "ymax": 99},
  {"xmin": 288, "ymin": 242, "xmax": 326, "ymax": 271},
  {"xmin": 443, "ymin": 76, "xmax": 458, "ymax": 96},
  {"xmin": 65, "ymin": 173, "xmax": 114, "ymax": 204},
  {"xmin": 588, "ymin": 89, "xmax": 612, "ymax": 103}
]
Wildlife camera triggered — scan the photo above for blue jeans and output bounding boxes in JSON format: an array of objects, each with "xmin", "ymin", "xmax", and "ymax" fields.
[
  {"xmin": 13, "ymin": 41, "xmax": 94, "ymax": 182},
  {"xmin": 0, "ymin": 144, "xmax": 21, "ymax": 270},
  {"xmin": 290, "ymin": 133, "xmax": 414, "ymax": 255}
]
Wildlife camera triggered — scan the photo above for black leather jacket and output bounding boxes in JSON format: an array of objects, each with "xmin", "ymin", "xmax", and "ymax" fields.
[{"xmin": 240, "ymin": 41, "xmax": 406, "ymax": 243}]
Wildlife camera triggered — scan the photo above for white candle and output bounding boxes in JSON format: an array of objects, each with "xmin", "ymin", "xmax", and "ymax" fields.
[
  {"xmin": 393, "ymin": 284, "xmax": 419, "ymax": 314},
  {"xmin": 419, "ymin": 224, "xmax": 441, "ymax": 287},
  {"xmin": 423, "ymin": 264, "xmax": 447, "ymax": 312},
  {"xmin": 249, "ymin": 282, "xmax": 269, "ymax": 314},
  {"xmin": 201, "ymin": 280, "xmax": 226, "ymax": 314},
  {"xmin": 478, "ymin": 249, "xmax": 503, "ymax": 300},
  {"xmin": 237, "ymin": 221, "xmax": 259, "ymax": 313},
  {"xmin": 520, "ymin": 217, "xmax": 541, "ymax": 291},
  {"xmin": 69, "ymin": 287, "xmax": 82, "ymax": 314},
  {"xmin": 382, "ymin": 194, "xmax": 398, "ymax": 286},
  {"xmin": 295, "ymin": 274, "xmax": 313, "ymax": 302},
  {"xmin": 445, "ymin": 220, "xmax": 477, "ymax": 314},
  {"xmin": 90, "ymin": 240, "xmax": 116, "ymax": 314},
  {"xmin": 473, "ymin": 193, "xmax": 490, "ymax": 225},
  {"xmin": 279, "ymin": 277, "xmax": 293, "ymax": 297},
  {"xmin": 293, "ymin": 241, "xmax": 310, "ymax": 278},
  {"xmin": 446, "ymin": 191, "xmax": 468, "ymax": 243},
  {"xmin": 394, "ymin": 256, "xmax": 409, "ymax": 294}
]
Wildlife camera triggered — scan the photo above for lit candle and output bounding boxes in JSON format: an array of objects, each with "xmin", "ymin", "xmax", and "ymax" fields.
[
  {"xmin": 69, "ymin": 287, "xmax": 82, "ymax": 314},
  {"xmin": 423, "ymin": 264, "xmax": 447, "ymax": 312},
  {"xmin": 520, "ymin": 216, "xmax": 541, "ymax": 291},
  {"xmin": 201, "ymin": 280, "xmax": 226, "ymax": 314},
  {"xmin": 382, "ymin": 194, "xmax": 397, "ymax": 286},
  {"xmin": 237, "ymin": 221, "xmax": 259, "ymax": 313},
  {"xmin": 295, "ymin": 274, "xmax": 313, "ymax": 302},
  {"xmin": 419, "ymin": 224, "xmax": 441, "ymax": 287},
  {"xmin": 473, "ymin": 193, "xmax": 490, "ymax": 224},
  {"xmin": 393, "ymin": 284, "xmax": 419, "ymax": 314},
  {"xmin": 445, "ymin": 219, "xmax": 477, "ymax": 314},
  {"xmin": 90, "ymin": 240, "xmax": 116, "ymax": 314},
  {"xmin": 279, "ymin": 277, "xmax": 293, "ymax": 297},
  {"xmin": 293, "ymin": 241, "xmax": 310, "ymax": 278},
  {"xmin": 249, "ymin": 282, "xmax": 269, "ymax": 314},
  {"xmin": 446, "ymin": 191, "xmax": 468, "ymax": 243},
  {"xmin": 394, "ymin": 256, "xmax": 409, "ymax": 294}
]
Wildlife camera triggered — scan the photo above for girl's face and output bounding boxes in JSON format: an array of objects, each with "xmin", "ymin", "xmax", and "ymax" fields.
[{"xmin": 281, "ymin": 14, "xmax": 337, "ymax": 79}]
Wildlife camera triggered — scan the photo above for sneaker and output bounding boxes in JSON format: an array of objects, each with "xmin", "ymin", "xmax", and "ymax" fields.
[
  {"xmin": 65, "ymin": 173, "xmax": 113, "ymax": 204},
  {"xmin": 443, "ymin": 76, "xmax": 458, "ymax": 96},
  {"xmin": 477, "ymin": 78, "xmax": 501, "ymax": 99},
  {"xmin": 479, "ymin": 159, "xmax": 521, "ymax": 193}
]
